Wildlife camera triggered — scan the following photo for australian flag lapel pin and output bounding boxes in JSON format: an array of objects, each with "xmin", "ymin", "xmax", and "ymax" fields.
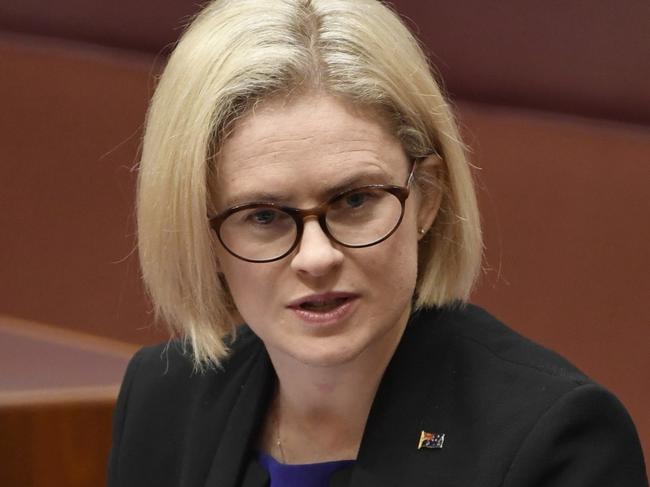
[{"xmin": 418, "ymin": 431, "xmax": 445, "ymax": 450}]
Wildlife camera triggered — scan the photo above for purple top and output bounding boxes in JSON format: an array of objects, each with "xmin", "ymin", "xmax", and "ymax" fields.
[{"xmin": 257, "ymin": 451, "xmax": 355, "ymax": 487}]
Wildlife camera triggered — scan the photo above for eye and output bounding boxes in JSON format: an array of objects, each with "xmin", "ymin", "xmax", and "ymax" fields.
[
  {"xmin": 247, "ymin": 209, "xmax": 279, "ymax": 225},
  {"xmin": 345, "ymin": 192, "xmax": 367, "ymax": 208},
  {"xmin": 342, "ymin": 190, "xmax": 375, "ymax": 209}
]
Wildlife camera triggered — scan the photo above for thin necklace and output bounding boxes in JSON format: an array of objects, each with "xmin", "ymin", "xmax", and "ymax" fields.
[{"xmin": 274, "ymin": 398, "xmax": 287, "ymax": 463}]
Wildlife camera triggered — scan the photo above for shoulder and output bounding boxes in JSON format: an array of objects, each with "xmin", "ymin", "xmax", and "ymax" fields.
[
  {"xmin": 401, "ymin": 304, "xmax": 647, "ymax": 485},
  {"xmin": 119, "ymin": 325, "xmax": 265, "ymax": 406},
  {"xmin": 127, "ymin": 325, "xmax": 264, "ymax": 377},
  {"xmin": 411, "ymin": 303, "xmax": 589, "ymax": 387},
  {"xmin": 108, "ymin": 326, "xmax": 270, "ymax": 486},
  {"xmin": 409, "ymin": 303, "xmax": 627, "ymax": 420}
]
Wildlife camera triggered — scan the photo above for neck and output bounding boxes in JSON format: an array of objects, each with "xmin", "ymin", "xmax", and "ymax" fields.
[{"xmin": 263, "ymin": 314, "xmax": 409, "ymax": 463}]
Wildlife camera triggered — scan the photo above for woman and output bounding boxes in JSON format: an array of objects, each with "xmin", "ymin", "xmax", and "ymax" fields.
[{"xmin": 108, "ymin": 0, "xmax": 647, "ymax": 486}]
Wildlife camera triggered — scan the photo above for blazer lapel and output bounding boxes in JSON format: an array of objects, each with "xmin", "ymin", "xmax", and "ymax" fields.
[
  {"xmin": 347, "ymin": 308, "xmax": 455, "ymax": 487},
  {"xmin": 203, "ymin": 346, "xmax": 275, "ymax": 487},
  {"xmin": 240, "ymin": 459, "xmax": 269, "ymax": 487}
]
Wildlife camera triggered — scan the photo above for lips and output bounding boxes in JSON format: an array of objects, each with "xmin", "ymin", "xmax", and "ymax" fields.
[
  {"xmin": 287, "ymin": 292, "xmax": 359, "ymax": 326},
  {"xmin": 287, "ymin": 292, "xmax": 358, "ymax": 311}
]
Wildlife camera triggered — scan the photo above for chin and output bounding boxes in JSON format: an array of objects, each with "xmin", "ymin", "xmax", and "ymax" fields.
[{"xmin": 282, "ymin": 336, "xmax": 368, "ymax": 368}]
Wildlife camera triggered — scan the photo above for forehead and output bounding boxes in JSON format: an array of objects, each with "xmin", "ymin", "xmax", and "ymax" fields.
[{"xmin": 214, "ymin": 94, "xmax": 408, "ymax": 207}]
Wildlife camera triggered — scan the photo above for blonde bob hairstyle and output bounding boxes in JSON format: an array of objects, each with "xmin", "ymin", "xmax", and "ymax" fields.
[{"xmin": 137, "ymin": 0, "xmax": 482, "ymax": 367}]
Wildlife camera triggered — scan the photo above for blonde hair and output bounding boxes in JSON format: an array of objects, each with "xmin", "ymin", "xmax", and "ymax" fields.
[{"xmin": 137, "ymin": 0, "xmax": 482, "ymax": 367}]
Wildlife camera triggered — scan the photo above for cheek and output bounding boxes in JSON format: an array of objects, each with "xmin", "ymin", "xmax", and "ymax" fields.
[
  {"xmin": 362, "ymin": 223, "xmax": 420, "ymax": 295},
  {"xmin": 217, "ymin": 255, "xmax": 277, "ymax": 315}
]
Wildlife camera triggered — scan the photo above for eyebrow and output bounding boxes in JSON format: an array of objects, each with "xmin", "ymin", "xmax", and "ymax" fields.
[{"xmin": 222, "ymin": 170, "xmax": 393, "ymax": 209}]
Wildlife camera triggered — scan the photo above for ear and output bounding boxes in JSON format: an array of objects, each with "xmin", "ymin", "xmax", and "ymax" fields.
[{"xmin": 415, "ymin": 154, "xmax": 444, "ymax": 240}]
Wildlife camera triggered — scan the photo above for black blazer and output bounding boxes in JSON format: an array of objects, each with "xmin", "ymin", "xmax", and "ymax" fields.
[{"xmin": 108, "ymin": 305, "xmax": 647, "ymax": 486}]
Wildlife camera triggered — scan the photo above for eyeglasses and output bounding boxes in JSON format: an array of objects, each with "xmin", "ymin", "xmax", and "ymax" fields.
[{"xmin": 209, "ymin": 162, "xmax": 417, "ymax": 263}]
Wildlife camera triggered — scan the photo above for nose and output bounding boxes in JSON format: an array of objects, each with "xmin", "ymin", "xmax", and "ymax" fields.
[{"xmin": 290, "ymin": 218, "xmax": 344, "ymax": 277}]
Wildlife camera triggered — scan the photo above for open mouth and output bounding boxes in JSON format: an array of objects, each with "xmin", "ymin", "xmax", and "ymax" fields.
[
  {"xmin": 298, "ymin": 297, "xmax": 350, "ymax": 312},
  {"xmin": 288, "ymin": 293, "xmax": 358, "ymax": 325}
]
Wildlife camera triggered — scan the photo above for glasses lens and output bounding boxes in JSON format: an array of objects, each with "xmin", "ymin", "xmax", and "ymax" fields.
[
  {"xmin": 326, "ymin": 188, "xmax": 403, "ymax": 246},
  {"xmin": 219, "ymin": 206, "xmax": 297, "ymax": 261}
]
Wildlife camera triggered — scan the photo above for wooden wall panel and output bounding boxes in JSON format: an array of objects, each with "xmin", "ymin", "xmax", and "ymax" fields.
[
  {"xmin": 0, "ymin": 316, "xmax": 136, "ymax": 486},
  {"xmin": 0, "ymin": 401, "xmax": 115, "ymax": 487},
  {"xmin": 0, "ymin": 36, "xmax": 167, "ymax": 345}
]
